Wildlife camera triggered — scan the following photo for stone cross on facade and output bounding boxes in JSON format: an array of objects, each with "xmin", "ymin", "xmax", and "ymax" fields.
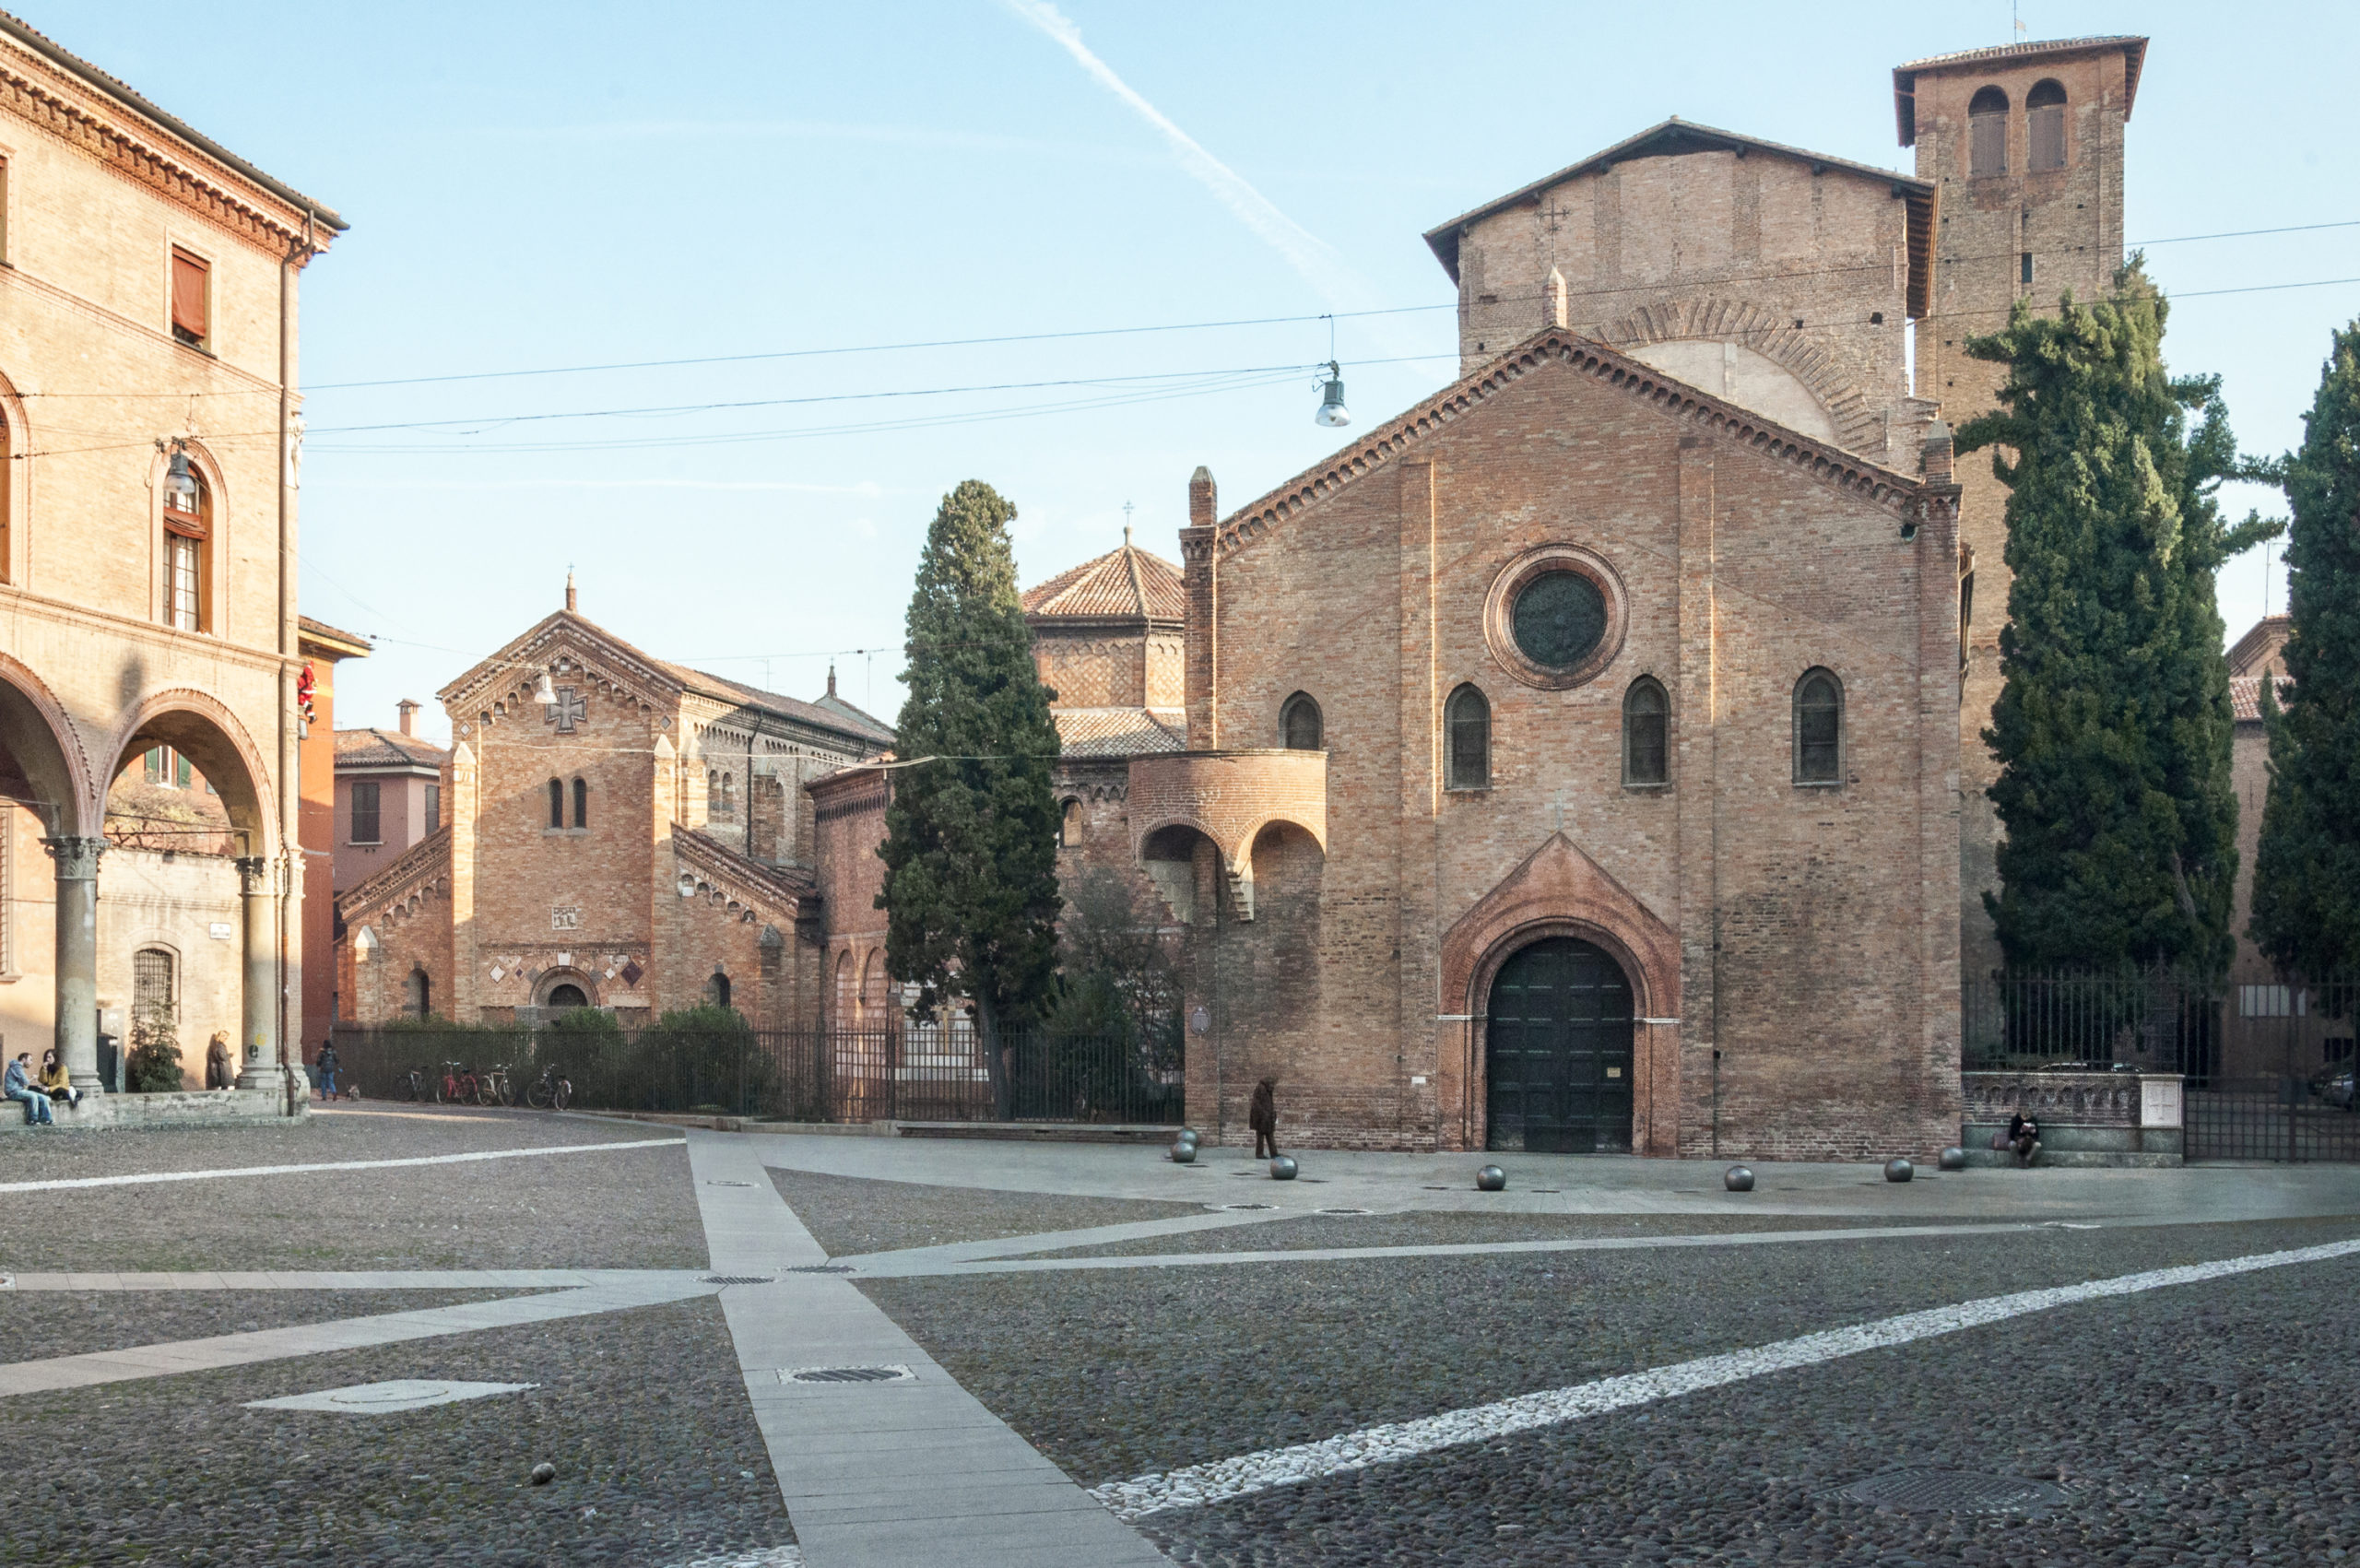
[{"xmin": 545, "ymin": 685, "xmax": 585, "ymax": 734}]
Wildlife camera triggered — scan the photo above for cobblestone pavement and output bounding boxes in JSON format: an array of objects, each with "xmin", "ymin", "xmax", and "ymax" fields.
[
  {"xmin": 764, "ymin": 1162, "xmax": 1202, "ymax": 1257},
  {"xmin": 0, "ymin": 1296, "xmax": 790, "ymax": 1567},
  {"xmin": 14, "ymin": 1105, "xmax": 2360, "ymax": 1567},
  {"xmin": 0, "ymin": 1290, "xmax": 518, "ymax": 1362},
  {"xmin": 1, "ymin": 1112, "xmax": 701, "ymax": 1273}
]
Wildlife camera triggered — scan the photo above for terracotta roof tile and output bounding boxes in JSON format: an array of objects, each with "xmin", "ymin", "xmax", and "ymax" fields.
[
  {"xmin": 2230, "ymin": 675, "xmax": 2293, "ymax": 725},
  {"xmin": 1051, "ymin": 707, "xmax": 1185, "ymax": 758},
  {"xmin": 1022, "ymin": 536, "xmax": 1186, "ymax": 622},
  {"xmin": 334, "ymin": 728, "xmax": 450, "ymax": 770}
]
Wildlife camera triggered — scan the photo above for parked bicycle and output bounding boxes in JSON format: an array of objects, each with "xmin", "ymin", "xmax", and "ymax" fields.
[
  {"xmin": 525, "ymin": 1064, "xmax": 573, "ymax": 1112},
  {"xmin": 478, "ymin": 1064, "xmax": 514, "ymax": 1108},
  {"xmin": 392, "ymin": 1066, "xmax": 429, "ymax": 1102},
  {"xmin": 438, "ymin": 1060, "xmax": 479, "ymax": 1105}
]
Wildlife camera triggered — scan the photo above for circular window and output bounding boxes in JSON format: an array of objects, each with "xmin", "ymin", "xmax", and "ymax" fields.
[
  {"xmin": 1511, "ymin": 572, "xmax": 1608, "ymax": 670},
  {"xmin": 1483, "ymin": 545, "xmax": 1628, "ymax": 690}
]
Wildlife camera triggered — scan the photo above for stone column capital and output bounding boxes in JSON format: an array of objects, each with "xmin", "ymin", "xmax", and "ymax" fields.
[
  {"xmin": 234, "ymin": 855, "xmax": 272, "ymax": 893},
  {"xmin": 41, "ymin": 836, "xmax": 105, "ymax": 878}
]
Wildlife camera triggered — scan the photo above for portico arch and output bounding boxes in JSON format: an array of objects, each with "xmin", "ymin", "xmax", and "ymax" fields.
[
  {"xmin": 0, "ymin": 653, "xmax": 101, "ymax": 1087},
  {"xmin": 1438, "ymin": 832, "xmax": 1681, "ymax": 1154}
]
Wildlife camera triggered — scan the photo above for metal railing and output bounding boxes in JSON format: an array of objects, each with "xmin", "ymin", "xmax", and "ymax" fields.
[{"xmin": 325, "ymin": 1022, "xmax": 1183, "ymax": 1126}]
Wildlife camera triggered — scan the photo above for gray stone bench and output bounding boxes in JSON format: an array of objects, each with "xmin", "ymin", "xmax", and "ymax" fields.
[{"xmin": 1960, "ymin": 1070, "xmax": 2184, "ymax": 1168}]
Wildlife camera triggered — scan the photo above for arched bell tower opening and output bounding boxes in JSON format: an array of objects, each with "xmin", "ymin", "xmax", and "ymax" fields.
[{"xmin": 1483, "ymin": 936, "xmax": 1635, "ymax": 1153}]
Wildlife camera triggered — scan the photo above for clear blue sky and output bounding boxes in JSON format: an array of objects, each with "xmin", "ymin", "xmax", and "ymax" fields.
[{"xmin": 44, "ymin": 1, "xmax": 2360, "ymax": 738}]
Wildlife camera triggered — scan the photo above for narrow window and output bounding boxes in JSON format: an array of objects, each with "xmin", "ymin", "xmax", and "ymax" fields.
[
  {"xmin": 2021, "ymin": 252, "xmax": 2034, "ymax": 288},
  {"xmin": 1968, "ymin": 86, "xmax": 2009, "ymax": 177},
  {"xmin": 144, "ymin": 747, "xmax": 164, "ymax": 784},
  {"xmin": 548, "ymin": 777, "xmax": 564, "ymax": 829},
  {"xmin": 1446, "ymin": 684, "xmax": 1490, "ymax": 791},
  {"xmin": 1623, "ymin": 678, "xmax": 1669, "ymax": 785},
  {"xmin": 175, "ymin": 752, "xmax": 193, "ymax": 789},
  {"xmin": 572, "ymin": 776, "xmax": 588, "ymax": 829},
  {"xmin": 1058, "ymin": 797, "xmax": 1081, "ymax": 847},
  {"xmin": 1280, "ymin": 691, "xmax": 1323, "ymax": 750},
  {"xmin": 170, "ymin": 247, "xmax": 211, "ymax": 348},
  {"xmin": 2026, "ymin": 79, "xmax": 2067, "ymax": 171},
  {"xmin": 162, "ymin": 466, "xmax": 210, "ymax": 631},
  {"xmin": 706, "ymin": 972, "xmax": 732, "ymax": 1009},
  {"xmin": 133, "ymin": 948, "xmax": 176, "ymax": 1033},
  {"xmin": 1960, "ymin": 572, "xmax": 1976, "ymax": 671},
  {"xmin": 425, "ymin": 783, "xmax": 441, "ymax": 828},
  {"xmin": 407, "ymin": 967, "xmax": 431, "ymax": 1019},
  {"xmin": 1794, "ymin": 669, "xmax": 1844, "ymax": 784},
  {"xmin": 834, "ymin": 950, "xmax": 855, "ymax": 1023},
  {"xmin": 349, "ymin": 780, "xmax": 382, "ymax": 844}
]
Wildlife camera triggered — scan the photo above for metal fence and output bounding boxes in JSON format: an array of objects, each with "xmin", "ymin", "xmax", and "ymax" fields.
[
  {"xmin": 1964, "ymin": 969, "xmax": 2360, "ymax": 1161},
  {"xmin": 326, "ymin": 1022, "xmax": 1184, "ymax": 1126}
]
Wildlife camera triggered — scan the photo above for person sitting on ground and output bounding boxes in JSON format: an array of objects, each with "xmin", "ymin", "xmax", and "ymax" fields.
[
  {"xmin": 37, "ymin": 1047, "xmax": 80, "ymax": 1109},
  {"xmin": 1249, "ymin": 1076, "xmax": 1280, "ymax": 1160},
  {"xmin": 2007, "ymin": 1112, "xmax": 2042, "ymax": 1167},
  {"xmin": 5, "ymin": 1052, "xmax": 53, "ymax": 1126},
  {"xmin": 205, "ymin": 1031, "xmax": 233, "ymax": 1091},
  {"xmin": 314, "ymin": 1040, "xmax": 340, "ymax": 1101}
]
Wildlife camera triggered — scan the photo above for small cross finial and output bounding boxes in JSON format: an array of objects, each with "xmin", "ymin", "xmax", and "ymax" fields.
[{"xmin": 1123, "ymin": 501, "xmax": 1135, "ymax": 546}]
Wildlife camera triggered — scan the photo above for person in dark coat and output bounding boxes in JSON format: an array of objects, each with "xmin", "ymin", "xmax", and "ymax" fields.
[
  {"xmin": 1249, "ymin": 1077, "xmax": 1280, "ymax": 1160},
  {"xmin": 205, "ymin": 1032, "xmax": 233, "ymax": 1091},
  {"xmin": 2007, "ymin": 1112, "xmax": 2042, "ymax": 1167}
]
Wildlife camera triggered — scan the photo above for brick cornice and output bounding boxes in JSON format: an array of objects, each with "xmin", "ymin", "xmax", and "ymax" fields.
[
  {"xmin": 673, "ymin": 824, "xmax": 813, "ymax": 923},
  {"xmin": 336, "ymin": 827, "xmax": 451, "ymax": 923},
  {"xmin": 1215, "ymin": 328, "xmax": 1929, "ymax": 565},
  {"xmin": 439, "ymin": 612, "xmax": 685, "ymax": 727},
  {"xmin": 0, "ymin": 52, "xmax": 328, "ymax": 258}
]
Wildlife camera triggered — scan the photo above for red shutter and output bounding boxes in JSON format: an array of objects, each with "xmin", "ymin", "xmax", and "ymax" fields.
[{"xmin": 171, "ymin": 249, "xmax": 209, "ymax": 340}]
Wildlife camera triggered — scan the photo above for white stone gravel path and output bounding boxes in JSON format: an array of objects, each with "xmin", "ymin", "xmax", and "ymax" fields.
[{"xmin": 1088, "ymin": 1234, "xmax": 2360, "ymax": 1520}]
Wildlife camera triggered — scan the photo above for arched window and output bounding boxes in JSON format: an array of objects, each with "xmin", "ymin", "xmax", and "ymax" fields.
[
  {"xmin": 546, "ymin": 983, "xmax": 587, "ymax": 1011},
  {"xmin": 132, "ymin": 947, "xmax": 176, "ymax": 1032},
  {"xmin": 547, "ymin": 778, "xmax": 565, "ymax": 829},
  {"xmin": 1968, "ymin": 86, "xmax": 2009, "ymax": 176},
  {"xmin": 1058, "ymin": 797, "xmax": 1082, "ymax": 847},
  {"xmin": 1623, "ymin": 678, "xmax": 1669, "ymax": 786},
  {"xmin": 1793, "ymin": 669, "xmax": 1844, "ymax": 785},
  {"xmin": 406, "ymin": 966, "xmax": 431, "ymax": 1019},
  {"xmin": 572, "ymin": 776, "xmax": 588, "ymax": 829},
  {"xmin": 1446, "ymin": 684, "xmax": 1490, "ymax": 791},
  {"xmin": 2026, "ymin": 79, "xmax": 2067, "ymax": 171},
  {"xmin": 834, "ymin": 949, "xmax": 856, "ymax": 1024},
  {"xmin": 162, "ymin": 465, "xmax": 211, "ymax": 632},
  {"xmin": 1280, "ymin": 691, "xmax": 1322, "ymax": 750},
  {"xmin": 861, "ymin": 950, "xmax": 886, "ymax": 1018},
  {"xmin": 705, "ymin": 971, "xmax": 732, "ymax": 1010},
  {"xmin": 715, "ymin": 772, "xmax": 735, "ymax": 819}
]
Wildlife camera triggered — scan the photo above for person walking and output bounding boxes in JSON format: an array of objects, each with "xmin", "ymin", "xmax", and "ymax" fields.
[
  {"xmin": 37, "ymin": 1048, "xmax": 80, "ymax": 1109},
  {"xmin": 314, "ymin": 1040, "xmax": 340, "ymax": 1101},
  {"xmin": 1249, "ymin": 1076, "xmax": 1280, "ymax": 1160},
  {"xmin": 5, "ymin": 1052, "xmax": 53, "ymax": 1126}
]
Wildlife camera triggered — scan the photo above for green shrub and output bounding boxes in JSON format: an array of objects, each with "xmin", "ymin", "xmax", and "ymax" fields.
[{"xmin": 124, "ymin": 1020, "xmax": 186, "ymax": 1093}]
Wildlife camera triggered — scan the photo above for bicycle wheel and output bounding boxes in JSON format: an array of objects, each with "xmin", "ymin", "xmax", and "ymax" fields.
[
  {"xmin": 395, "ymin": 1074, "xmax": 417, "ymax": 1102},
  {"xmin": 475, "ymin": 1076, "xmax": 498, "ymax": 1107},
  {"xmin": 497, "ymin": 1077, "xmax": 514, "ymax": 1107},
  {"xmin": 552, "ymin": 1079, "xmax": 572, "ymax": 1112},
  {"xmin": 526, "ymin": 1082, "xmax": 552, "ymax": 1109}
]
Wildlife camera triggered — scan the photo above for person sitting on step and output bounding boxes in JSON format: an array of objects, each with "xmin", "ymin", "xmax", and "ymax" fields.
[
  {"xmin": 37, "ymin": 1047, "xmax": 80, "ymax": 1109},
  {"xmin": 2006, "ymin": 1112, "xmax": 2043, "ymax": 1167},
  {"xmin": 5, "ymin": 1052, "xmax": 53, "ymax": 1126}
]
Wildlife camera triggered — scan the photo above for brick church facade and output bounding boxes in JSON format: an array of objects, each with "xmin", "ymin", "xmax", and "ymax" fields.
[{"xmin": 350, "ymin": 36, "xmax": 2155, "ymax": 1162}]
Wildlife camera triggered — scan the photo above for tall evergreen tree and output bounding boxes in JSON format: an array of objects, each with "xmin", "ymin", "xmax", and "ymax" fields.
[
  {"xmin": 2249, "ymin": 322, "xmax": 2360, "ymax": 977},
  {"xmin": 877, "ymin": 480, "xmax": 1064, "ymax": 1109},
  {"xmin": 1959, "ymin": 262, "xmax": 2272, "ymax": 976}
]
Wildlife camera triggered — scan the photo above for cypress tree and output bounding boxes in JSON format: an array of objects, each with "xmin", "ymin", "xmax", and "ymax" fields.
[
  {"xmin": 1958, "ymin": 263, "xmax": 2272, "ymax": 976},
  {"xmin": 2249, "ymin": 322, "xmax": 2360, "ymax": 977},
  {"xmin": 877, "ymin": 480, "xmax": 1064, "ymax": 1110}
]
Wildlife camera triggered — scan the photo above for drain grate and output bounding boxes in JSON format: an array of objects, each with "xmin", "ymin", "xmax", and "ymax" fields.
[
  {"xmin": 700, "ymin": 1275, "xmax": 775, "ymax": 1286},
  {"xmin": 1317, "ymin": 1207, "xmax": 1371, "ymax": 1215},
  {"xmin": 781, "ymin": 1364, "xmax": 914, "ymax": 1385},
  {"xmin": 785, "ymin": 1264, "xmax": 855, "ymax": 1274},
  {"xmin": 703, "ymin": 1180, "xmax": 756, "ymax": 1188},
  {"xmin": 1219, "ymin": 1202, "xmax": 1276, "ymax": 1211},
  {"xmin": 1839, "ymin": 1469, "xmax": 2070, "ymax": 1513}
]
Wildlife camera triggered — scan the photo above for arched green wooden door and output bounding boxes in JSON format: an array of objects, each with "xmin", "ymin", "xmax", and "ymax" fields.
[{"xmin": 1485, "ymin": 937, "xmax": 1634, "ymax": 1153}]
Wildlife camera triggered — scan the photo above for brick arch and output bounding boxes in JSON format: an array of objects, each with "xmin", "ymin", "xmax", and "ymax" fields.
[
  {"xmin": 104, "ymin": 686, "xmax": 278, "ymax": 857},
  {"xmin": 1436, "ymin": 832, "xmax": 1681, "ymax": 1154},
  {"xmin": 1598, "ymin": 298, "xmax": 1878, "ymax": 455},
  {"xmin": 0, "ymin": 646, "xmax": 96, "ymax": 835}
]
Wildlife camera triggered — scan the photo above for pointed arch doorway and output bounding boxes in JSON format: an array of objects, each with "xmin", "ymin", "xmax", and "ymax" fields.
[{"xmin": 1485, "ymin": 937, "xmax": 1634, "ymax": 1153}]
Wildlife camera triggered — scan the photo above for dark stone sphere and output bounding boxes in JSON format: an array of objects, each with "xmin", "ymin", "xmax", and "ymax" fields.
[
  {"xmin": 1723, "ymin": 1164, "xmax": 1755, "ymax": 1192},
  {"xmin": 1475, "ymin": 1165, "xmax": 1507, "ymax": 1192},
  {"xmin": 1885, "ymin": 1157, "xmax": 1915, "ymax": 1183},
  {"xmin": 1169, "ymin": 1139, "xmax": 1197, "ymax": 1163},
  {"xmin": 1938, "ymin": 1145, "xmax": 1967, "ymax": 1172},
  {"xmin": 1176, "ymin": 1127, "xmax": 1200, "ymax": 1145},
  {"xmin": 1269, "ymin": 1156, "xmax": 1298, "ymax": 1181}
]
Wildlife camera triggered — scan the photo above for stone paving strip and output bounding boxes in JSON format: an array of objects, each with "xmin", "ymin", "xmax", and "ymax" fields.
[
  {"xmin": 0, "ymin": 1134, "xmax": 684, "ymax": 1194},
  {"xmin": 0, "ymin": 1276, "xmax": 714, "ymax": 1397},
  {"xmin": 1086, "ymin": 1234, "xmax": 2360, "ymax": 1521},
  {"xmin": 0, "ymin": 1267, "xmax": 711, "ymax": 1290},
  {"xmin": 824, "ymin": 1208, "xmax": 1305, "ymax": 1273},
  {"xmin": 690, "ymin": 1131, "xmax": 1172, "ymax": 1568},
  {"xmin": 845, "ymin": 1219, "xmax": 2055, "ymax": 1278}
]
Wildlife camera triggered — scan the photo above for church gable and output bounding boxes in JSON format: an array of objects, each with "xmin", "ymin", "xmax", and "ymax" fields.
[
  {"xmin": 1216, "ymin": 328, "xmax": 1929, "ymax": 566},
  {"xmin": 438, "ymin": 610, "xmax": 686, "ymax": 734}
]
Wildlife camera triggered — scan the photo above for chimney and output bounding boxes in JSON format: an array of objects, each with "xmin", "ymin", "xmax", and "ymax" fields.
[
  {"xmin": 1188, "ymin": 466, "xmax": 1217, "ymax": 529},
  {"xmin": 1919, "ymin": 419, "xmax": 1953, "ymax": 486},
  {"xmin": 564, "ymin": 570, "xmax": 578, "ymax": 613},
  {"xmin": 395, "ymin": 699, "xmax": 420, "ymax": 737}
]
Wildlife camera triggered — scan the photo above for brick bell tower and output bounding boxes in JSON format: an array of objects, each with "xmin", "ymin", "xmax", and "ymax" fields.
[{"xmin": 1894, "ymin": 34, "xmax": 2148, "ymax": 978}]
